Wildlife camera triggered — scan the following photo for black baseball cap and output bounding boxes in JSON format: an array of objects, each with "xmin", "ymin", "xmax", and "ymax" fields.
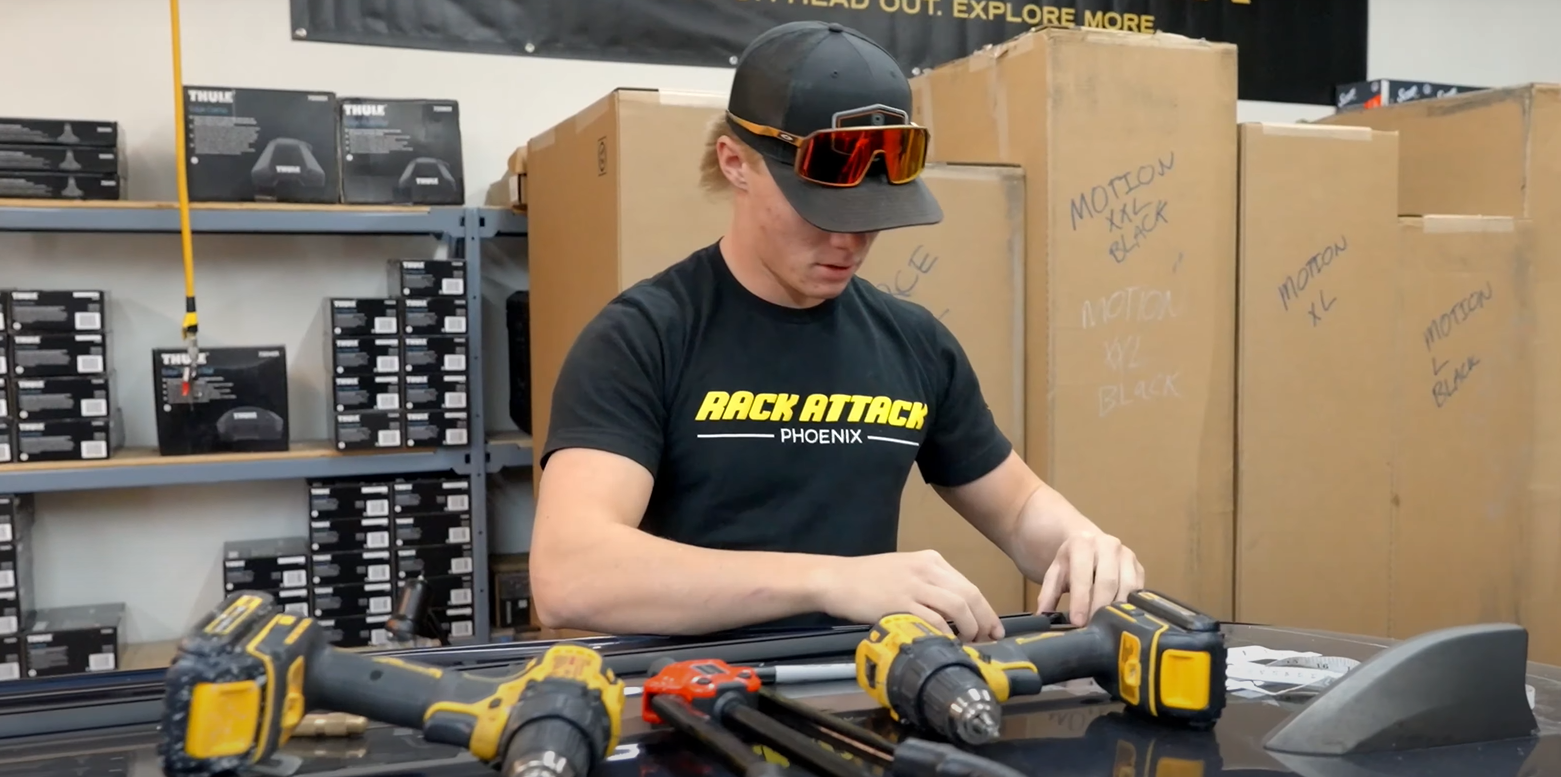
[{"xmin": 727, "ymin": 21, "xmax": 943, "ymax": 234}]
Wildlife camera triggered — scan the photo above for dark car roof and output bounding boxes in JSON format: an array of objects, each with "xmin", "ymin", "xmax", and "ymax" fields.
[{"xmin": 0, "ymin": 622, "xmax": 1555, "ymax": 777}]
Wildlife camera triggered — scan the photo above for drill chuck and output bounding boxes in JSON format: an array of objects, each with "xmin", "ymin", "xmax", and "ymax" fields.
[
  {"xmin": 885, "ymin": 638, "xmax": 1004, "ymax": 746},
  {"xmin": 503, "ymin": 718, "xmax": 591, "ymax": 777}
]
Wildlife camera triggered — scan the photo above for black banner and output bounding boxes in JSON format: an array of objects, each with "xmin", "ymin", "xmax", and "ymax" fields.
[{"xmin": 290, "ymin": 0, "xmax": 1365, "ymax": 105}]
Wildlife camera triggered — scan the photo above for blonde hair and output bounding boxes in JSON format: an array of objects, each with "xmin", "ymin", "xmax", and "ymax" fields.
[{"xmin": 699, "ymin": 116, "xmax": 762, "ymax": 194}]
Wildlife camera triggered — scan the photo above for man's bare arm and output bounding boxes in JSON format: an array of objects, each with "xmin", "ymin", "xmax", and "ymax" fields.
[{"xmin": 529, "ymin": 447, "xmax": 836, "ymax": 635}]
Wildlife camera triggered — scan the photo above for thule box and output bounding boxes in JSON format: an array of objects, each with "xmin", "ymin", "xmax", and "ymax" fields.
[
  {"xmin": 152, "ymin": 346, "xmax": 289, "ymax": 456},
  {"xmin": 22, "ymin": 603, "xmax": 124, "ymax": 678},
  {"xmin": 12, "ymin": 413, "xmax": 122, "ymax": 462},
  {"xmin": 327, "ymin": 298, "xmax": 400, "ymax": 337},
  {"xmin": 0, "ymin": 171, "xmax": 120, "ymax": 201},
  {"xmin": 222, "ymin": 537, "xmax": 310, "ymax": 593},
  {"xmin": 0, "ymin": 144, "xmax": 123, "ymax": 175},
  {"xmin": 0, "ymin": 118, "xmax": 118, "ymax": 148},
  {"xmin": 338, "ymin": 98, "xmax": 464, "ymax": 205},
  {"xmin": 11, "ymin": 375, "xmax": 112, "ymax": 421},
  {"xmin": 9, "ymin": 333, "xmax": 107, "ymax": 377},
  {"xmin": 388, "ymin": 259, "xmax": 465, "ymax": 298},
  {"xmin": 4, "ymin": 290, "xmax": 107, "ymax": 334},
  {"xmin": 182, "ymin": 86, "xmax": 340, "ymax": 203}
]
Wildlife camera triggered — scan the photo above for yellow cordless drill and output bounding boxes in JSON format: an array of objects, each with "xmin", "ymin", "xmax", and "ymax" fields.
[
  {"xmin": 159, "ymin": 591, "xmax": 626, "ymax": 777},
  {"xmin": 856, "ymin": 590, "xmax": 1227, "ymax": 746}
]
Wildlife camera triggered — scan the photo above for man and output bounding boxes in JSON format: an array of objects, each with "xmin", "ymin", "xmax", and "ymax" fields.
[{"xmin": 530, "ymin": 20, "xmax": 1144, "ymax": 642}]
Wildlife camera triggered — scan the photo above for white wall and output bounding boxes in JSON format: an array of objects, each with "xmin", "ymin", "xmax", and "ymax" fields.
[{"xmin": 1, "ymin": 0, "xmax": 1557, "ymax": 644}]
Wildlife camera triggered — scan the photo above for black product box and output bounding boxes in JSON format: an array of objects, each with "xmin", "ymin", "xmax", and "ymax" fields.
[
  {"xmin": 310, "ymin": 516, "xmax": 393, "ymax": 554},
  {"xmin": 222, "ymin": 536, "xmax": 310, "ymax": 592},
  {"xmin": 403, "ymin": 372, "xmax": 467, "ymax": 412},
  {"xmin": 0, "ymin": 118, "xmax": 118, "ymax": 147},
  {"xmin": 0, "ymin": 333, "xmax": 7, "ymax": 374},
  {"xmin": 272, "ymin": 587, "xmax": 311, "ymax": 617},
  {"xmin": 401, "ymin": 297, "xmax": 467, "ymax": 336},
  {"xmin": 318, "ymin": 613, "xmax": 391, "ymax": 649},
  {"xmin": 1334, "ymin": 79, "xmax": 1486, "ymax": 111},
  {"xmin": 0, "ymin": 377, "xmax": 7, "ymax": 420},
  {"xmin": 404, "ymin": 411, "xmax": 469, "ymax": 449},
  {"xmin": 492, "ymin": 554, "xmax": 530, "ymax": 630},
  {"xmin": 0, "ymin": 635, "xmax": 20, "ymax": 682},
  {"xmin": 0, "ymin": 144, "xmax": 122, "ymax": 175},
  {"xmin": 13, "ymin": 414, "xmax": 121, "ymax": 462},
  {"xmin": 182, "ymin": 86, "xmax": 339, "ymax": 203},
  {"xmin": 312, "ymin": 582, "xmax": 396, "ymax": 619},
  {"xmin": 332, "ymin": 410, "xmax": 402, "ymax": 451},
  {"xmin": 23, "ymin": 603, "xmax": 124, "ymax": 677},
  {"xmin": 309, "ymin": 481, "xmax": 393, "ymax": 520},
  {"xmin": 402, "ymin": 336, "xmax": 467, "ymax": 375},
  {"xmin": 331, "ymin": 337, "xmax": 401, "ymax": 376},
  {"xmin": 333, "ymin": 374, "xmax": 402, "ymax": 413},
  {"xmin": 0, "ymin": 591, "xmax": 22, "ymax": 640},
  {"xmin": 421, "ymin": 573, "xmax": 475, "ymax": 610},
  {"xmin": 11, "ymin": 374, "xmax": 111, "ymax": 421},
  {"xmin": 338, "ymin": 98, "xmax": 464, "ymax": 205},
  {"xmin": 396, "ymin": 543, "xmax": 472, "ymax": 578},
  {"xmin": 310, "ymin": 549, "xmax": 394, "ymax": 586},
  {"xmin": 392, "ymin": 477, "xmax": 470, "ymax": 515},
  {"xmin": 152, "ymin": 346, "xmax": 289, "ymax": 456},
  {"xmin": 0, "ymin": 420, "xmax": 9, "ymax": 464},
  {"xmin": 389, "ymin": 259, "xmax": 466, "ymax": 298},
  {"xmin": 393, "ymin": 512, "xmax": 471, "ymax": 547},
  {"xmin": 5, "ymin": 290, "xmax": 107, "ymax": 334},
  {"xmin": 0, "ymin": 171, "xmax": 120, "ymax": 200},
  {"xmin": 328, "ymin": 298, "xmax": 401, "ymax": 337},
  {"xmin": 10, "ymin": 333, "xmax": 107, "ymax": 377},
  {"xmin": 428, "ymin": 606, "xmax": 475, "ymax": 642}
]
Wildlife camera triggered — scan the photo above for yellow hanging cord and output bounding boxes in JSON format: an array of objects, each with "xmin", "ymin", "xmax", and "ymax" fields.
[{"xmin": 169, "ymin": 0, "xmax": 200, "ymax": 394}]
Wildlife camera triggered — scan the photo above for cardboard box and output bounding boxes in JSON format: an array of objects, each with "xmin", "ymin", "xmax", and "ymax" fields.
[
  {"xmin": 1390, "ymin": 216, "xmax": 1533, "ymax": 639},
  {"xmin": 1234, "ymin": 123, "xmax": 1400, "ymax": 633},
  {"xmin": 1317, "ymin": 85, "xmax": 1561, "ymax": 657},
  {"xmin": 911, "ymin": 28, "xmax": 1238, "ymax": 617},
  {"xmin": 526, "ymin": 88, "xmax": 1028, "ymax": 613}
]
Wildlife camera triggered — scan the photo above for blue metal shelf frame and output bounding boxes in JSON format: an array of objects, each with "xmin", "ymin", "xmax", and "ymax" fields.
[
  {"xmin": 0, "ymin": 200, "xmax": 531, "ymax": 644},
  {"xmin": 0, "ymin": 202, "xmax": 469, "ymax": 235}
]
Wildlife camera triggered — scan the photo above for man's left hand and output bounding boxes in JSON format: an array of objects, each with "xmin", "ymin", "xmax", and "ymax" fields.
[{"xmin": 1035, "ymin": 532, "xmax": 1144, "ymax": 626}]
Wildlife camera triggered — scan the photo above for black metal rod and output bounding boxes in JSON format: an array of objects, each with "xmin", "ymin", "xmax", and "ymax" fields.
[
  {"xmin": 756, "ymin": 688, "xmax": 894, "ymax": 765},
  {"xmin": 722, "ymin": 703, "xmax": 873, "ymax": 777},
  {"xmin": 648, "ymin": 695, "xmax": 768, "ymax": 772}
]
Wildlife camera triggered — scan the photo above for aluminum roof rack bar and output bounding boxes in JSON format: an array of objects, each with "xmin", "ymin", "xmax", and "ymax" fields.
[{"xmin": 1264, "ymin": 623, "xmax": 1538, "ymax": 756}]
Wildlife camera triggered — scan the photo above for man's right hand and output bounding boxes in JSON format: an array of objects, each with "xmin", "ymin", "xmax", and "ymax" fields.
[{"xmin": 812, "ymin": 550, "xmax": 1004, "ymax": 642}]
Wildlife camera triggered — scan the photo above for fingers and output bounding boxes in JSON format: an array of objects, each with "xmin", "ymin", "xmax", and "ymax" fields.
[
  {"xmin": 1117, "ymin": 549, "xmax": 1143, "ymax": 602},
  {"xmin": 921, "ymin": 585, "xmax": 979, "ymax": 642},
  {"xmin": 1088, "ymin": 537, "xmax": 1123, "ymax": 618},
  {"xmin": 1036, "ymin": 556, "xmax": 1065, "ymax": 615},
  {"xmin": 1067, "ymin": 540, "xmax": 1095, "ymax": 626},
  {"xmin": 925, "ymin": 563, "xmax": 1004, "ymax": 642}
]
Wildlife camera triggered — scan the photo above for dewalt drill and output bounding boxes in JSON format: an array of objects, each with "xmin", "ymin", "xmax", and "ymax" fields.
[
  {"xmin": 856, "ymin": 590, "xmax": 1227, "ymax": 746},
  {"xmin": 160, "ymin": 591, "xmax": 626, "ymax": 777}
]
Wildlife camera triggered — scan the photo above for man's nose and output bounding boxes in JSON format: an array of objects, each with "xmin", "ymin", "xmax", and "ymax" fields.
[{"xmin": 828, "ymin": 231, "xmax": 876, "ymax": 251}]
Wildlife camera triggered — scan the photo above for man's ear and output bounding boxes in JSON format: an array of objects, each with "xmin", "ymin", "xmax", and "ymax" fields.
[{"xmin": 715, "ymin": 135, "xmax": 751, "ymax": 191}]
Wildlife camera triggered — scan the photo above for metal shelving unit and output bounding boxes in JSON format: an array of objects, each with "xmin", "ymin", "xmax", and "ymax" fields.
[{"xmin": 0, "ymin": 198, "xmax": 531, "ymax": 643}]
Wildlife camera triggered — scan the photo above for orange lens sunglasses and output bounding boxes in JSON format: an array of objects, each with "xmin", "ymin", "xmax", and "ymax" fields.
[{"xmin": 728, "ymin": 113, "xmax": 929, "ymax": 187}]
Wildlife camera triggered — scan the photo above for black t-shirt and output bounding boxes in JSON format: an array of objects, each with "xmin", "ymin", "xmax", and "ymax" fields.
[{"xmin": 541, "ymin": 242, "xmax": 1013, "ymax": 630}]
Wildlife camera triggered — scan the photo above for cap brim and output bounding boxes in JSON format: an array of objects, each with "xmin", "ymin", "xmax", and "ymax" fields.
[{"xmin": 763, "ymin": 156, "xmax": 944, "ymax": 234}]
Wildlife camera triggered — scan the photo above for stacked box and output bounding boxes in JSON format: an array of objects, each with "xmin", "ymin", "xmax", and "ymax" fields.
[
  {"xmin": 221, "ymin": 537, "xmax": 311, "ymax": 617},
  {"xmin": 393, "ymin": 476, "xmax": 474, "ymax": 642},
  {"xmin": 22, "ymin": 603, "xmax": 124, "ymax": 678},
  {"xmin": 4, "ymin": 291, "xmax": 120, "ymax": 462},
  {"xmin": 338, "ymin": 98, "xmax": 464, "ymax": 205},
  {"xmin": 307, "ymin": 478, "xmax": 397, "ymax": 648},
  {"xmin": 330, "ymin": 263, "xmax": 470, "ymax": 451},
  {"xmin": 0, "ymin": 117, "xmax": 123, "ymax": 200},
  {"xmin": 0, "ymin": 495, "xmax": 34, "ymax": 664}
]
